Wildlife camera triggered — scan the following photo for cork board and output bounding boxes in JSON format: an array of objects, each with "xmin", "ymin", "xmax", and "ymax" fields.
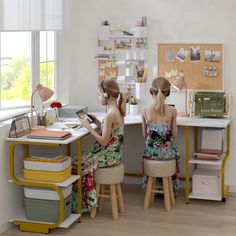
[{"xmin": 158, "ymin": 43, "xmax": 223, "ymax": 90}]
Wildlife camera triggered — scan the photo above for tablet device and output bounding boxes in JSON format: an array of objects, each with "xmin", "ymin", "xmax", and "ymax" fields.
[{"xmin": 76, "ymin": 111, "xmax": 93, "ymax": 123}]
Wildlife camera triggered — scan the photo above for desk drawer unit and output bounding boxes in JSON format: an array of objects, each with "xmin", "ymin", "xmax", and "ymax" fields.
[{"xmin": 192, "ymin": 168, "xmax": 221, "ymax": 196}]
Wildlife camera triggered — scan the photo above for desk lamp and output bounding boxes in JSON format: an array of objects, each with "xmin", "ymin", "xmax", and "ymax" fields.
[
  {"xmin": 171, "ymin": 76, "xmax": 189, "ymax": 117},
  {"xmin": 31, "ymin": 84, "xmax": 54, "ymax": 126}
]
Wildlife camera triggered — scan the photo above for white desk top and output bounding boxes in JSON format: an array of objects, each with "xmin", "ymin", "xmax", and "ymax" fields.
[{"xmin": 6, "ymin": 113, "xmax": 230, "ymax": 144}]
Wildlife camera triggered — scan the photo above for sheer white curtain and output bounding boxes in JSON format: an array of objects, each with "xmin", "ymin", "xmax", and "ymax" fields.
[{"xmin": 0, "ymin": 0, "xmax": 62, "ymax": 30}]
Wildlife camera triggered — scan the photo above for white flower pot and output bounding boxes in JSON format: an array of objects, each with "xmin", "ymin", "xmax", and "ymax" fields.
[{"xmin": 129, "ymin": 104, "xmax": 139, "ymax": 115}]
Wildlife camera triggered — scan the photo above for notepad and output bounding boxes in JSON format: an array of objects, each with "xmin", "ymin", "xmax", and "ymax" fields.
[{"xmin": 27, "ymin": 129, "xmax": 72, "ymax": 140}]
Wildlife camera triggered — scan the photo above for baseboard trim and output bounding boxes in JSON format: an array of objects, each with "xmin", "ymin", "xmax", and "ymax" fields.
[{"xmin": 0, "ymin": 220, "xmax": 11, "ymax": 234}]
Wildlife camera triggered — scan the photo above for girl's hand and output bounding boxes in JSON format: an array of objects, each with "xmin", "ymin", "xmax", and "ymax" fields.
[
  {"xmin": 87, "ymin": 114, "xmax": 101, "ymax": 127},
  {"xmin": 79, "ymin": 117, "xmax": 92, "ymax": 130}
]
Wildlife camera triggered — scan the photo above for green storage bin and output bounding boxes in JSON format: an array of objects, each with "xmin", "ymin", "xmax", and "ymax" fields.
[
  {"xmin": 194, "ymin": 91, "xmax": 225, "ymax": 118},
  {"xmin": 24, "ymin": 194, "xmax": 72, "ymax": 223}
]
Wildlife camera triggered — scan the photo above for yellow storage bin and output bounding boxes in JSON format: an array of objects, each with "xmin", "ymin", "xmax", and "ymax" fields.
[{"xmin": 23, "ymin": 167, "xmax": 72, "ymax": 182}]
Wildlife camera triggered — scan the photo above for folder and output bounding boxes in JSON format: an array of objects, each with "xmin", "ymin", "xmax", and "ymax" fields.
[{"xmin": 27, "ymin": 129, "xmax": 71, "ymax": 140}]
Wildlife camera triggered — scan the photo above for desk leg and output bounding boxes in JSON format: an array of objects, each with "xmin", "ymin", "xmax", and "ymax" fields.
[
  {"xmin": 185, "ymin": 127, "xmax": 190, "ymax": 204},
  {"xmin": 77, "ymin": 139, "xmax": 82, "ymax": 217},
  {"xmin": 221, "ymin": 124, "xmax": 230, "ymax": 202}
]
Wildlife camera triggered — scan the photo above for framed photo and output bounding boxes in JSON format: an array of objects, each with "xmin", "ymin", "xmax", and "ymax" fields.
[
  {"xmin": 9, "ymin": 113, "xmax": 31, "ymax": 138},
  {"xmin": 115, "ymin": 39, "xmax": 132, "ymax": 50},
  {"xmin": 190, "ymin": 46, "xmax": 200, "ymax": 61}
]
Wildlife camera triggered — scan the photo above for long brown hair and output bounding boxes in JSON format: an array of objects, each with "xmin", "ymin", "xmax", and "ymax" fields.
[
  {"xmin": 149, "ymin": 77, "xmax": 171, "ymax": 117},
  {"xmin": 100, "ymin": 79, "xmax": 126, "ymax": 117}
]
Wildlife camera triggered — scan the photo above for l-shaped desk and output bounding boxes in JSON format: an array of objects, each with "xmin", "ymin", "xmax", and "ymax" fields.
[{"xmin": 6, "ymin": 113, "xmax": 230, "ymax": 233}]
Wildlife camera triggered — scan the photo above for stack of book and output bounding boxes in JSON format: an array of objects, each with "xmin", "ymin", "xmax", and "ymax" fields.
[{"xmin": 193, "ymin": 149, "xmax": 223, "ymax": 161}]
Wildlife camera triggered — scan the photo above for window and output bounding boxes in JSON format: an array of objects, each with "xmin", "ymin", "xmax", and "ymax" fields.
[
  {"xmin": 0, "ymin": 32, "xmax": 31, "ymax": 109},
  {"xmin": 40, "ymin": 31, "xmax": 56, "ymax": 96},
  {"xmin": 0, "ymin": 31, "xmax": 57, "ymax": 110}
]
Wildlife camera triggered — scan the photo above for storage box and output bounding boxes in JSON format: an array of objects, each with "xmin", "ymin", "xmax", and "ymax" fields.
[
  {"xmin": 192, "ymin": 168, "xmax": 221, "ymax": 196},
  {"xmin": 24, "ymin": 185, "xmax": 72, "ymax": 201},
  {"xmin": 59, "ymin": 105, "xmax": 88, "ymax": 118},
  {"xmin": 23, "ymin": 167, "xmax": 72, "ymax": 182},
  {"xmin": 24, "ymin": 156, "xmax": 71, "ymax": 172},
  {"xmin": 24, "ymin": 194, "xmax": 72, "ymax": 223}
]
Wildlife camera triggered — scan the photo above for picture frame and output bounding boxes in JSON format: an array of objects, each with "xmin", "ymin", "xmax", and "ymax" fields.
[
  {"xmin": 115, "ymin": 39, "xmax": 132, "ymax": 50},
  {"xmin": 9, "ymin": 113, "xmax": 31, "ymax": 138}
]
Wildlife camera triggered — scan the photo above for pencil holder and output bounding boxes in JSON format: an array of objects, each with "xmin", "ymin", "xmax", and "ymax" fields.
[{"xmin": 37, "ymin": 115, "xmax": 46, "ymax": 127}]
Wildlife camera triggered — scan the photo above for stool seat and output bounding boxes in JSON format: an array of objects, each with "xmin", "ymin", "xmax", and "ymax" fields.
[
  {"xmin": 90, "ymin": 164, "xmax": 125, "ymax": 220},
  {"xmin": 94, "ymin": 164, "xmax": 124, "ymax": 185},
  {"xmin": 143, "ymin": 159, "xmax": 176, "ymax": 212},
  {"xmin": 144, "ymin": 159, "xmax": 176, "ymax": 177}
]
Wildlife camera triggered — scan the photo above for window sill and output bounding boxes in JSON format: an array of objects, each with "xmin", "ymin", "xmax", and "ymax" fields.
[{"xmin": 0, "ymin": 108, "xmax": 30, "ymax": 123}]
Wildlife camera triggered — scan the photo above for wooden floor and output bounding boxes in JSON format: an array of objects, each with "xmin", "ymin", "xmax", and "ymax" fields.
[{"xmin": 2, "ymin": 184, "xmax": 236, "ymax": 236}]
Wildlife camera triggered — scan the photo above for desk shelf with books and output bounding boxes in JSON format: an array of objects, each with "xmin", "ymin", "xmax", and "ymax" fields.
[
  {"xmin": 187, "ymin": 127, "xmax": 230, "ymax": 202},
  {"xmin": 6, "ymin": 133, "xmax": 83, "ymax": 234}
]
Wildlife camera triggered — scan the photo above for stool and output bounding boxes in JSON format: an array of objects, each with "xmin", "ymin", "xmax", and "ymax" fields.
[
  {"xmin": 90, "ymin": 164, "xmax": 125, "ymax": 220},
  {"xmin": 143, "ymin": 159, "xmax": 176, "ymax": 212}
]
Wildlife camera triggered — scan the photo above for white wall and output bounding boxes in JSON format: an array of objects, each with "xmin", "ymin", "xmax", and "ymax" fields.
[{"xmin": 62, "ymin": 0, "xmax": 236, "ymax": 188}]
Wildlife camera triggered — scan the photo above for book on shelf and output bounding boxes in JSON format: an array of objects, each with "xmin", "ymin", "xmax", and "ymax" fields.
[
  {"xmin": 193, "ymin": 149, "xmax": 223, "ymax": 161},
  {"xmin": 193, "ymin": 155, "xmax": 220, "ymax": 161}
]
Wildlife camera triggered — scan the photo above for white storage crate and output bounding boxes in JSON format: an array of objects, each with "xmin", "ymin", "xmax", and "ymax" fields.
[
  {"xmin": 24, "ymin": 185, "xmax": 72, "ymax": 201},
  {"xmin": 192, "ymin": 168, "xmax": 221, "ymax": 196},
  {"xmin": 24, "ymin": 156, "xmax": 71, "ymax": 172}
]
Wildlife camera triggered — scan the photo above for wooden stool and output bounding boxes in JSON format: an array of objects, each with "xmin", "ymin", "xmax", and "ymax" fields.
[
  {"xmin": 143, "ymin": 159, "xmax": 176, "ymax": 212},
  {"xmin": 90, "ymin": 164, "xmax": 125, "ymax": 220}
]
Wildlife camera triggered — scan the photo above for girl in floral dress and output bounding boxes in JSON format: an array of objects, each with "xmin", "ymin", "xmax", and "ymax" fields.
[
  {"xmin": 72, "ymin": 79, "xmax": 126, "ymax": 213},
  {"xmin": 141, "ymin": 77, "xmax": 180, "ymax": 195}
]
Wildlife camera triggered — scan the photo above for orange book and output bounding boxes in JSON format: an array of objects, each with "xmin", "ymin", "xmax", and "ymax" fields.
[{"xmin": 27, "ymin": 129, "xmax": 71, "ymax": 140}]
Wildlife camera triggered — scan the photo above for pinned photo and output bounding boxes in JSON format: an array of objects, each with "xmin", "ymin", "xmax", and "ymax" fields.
[
  {"xmin": 204, "ymin": 50, "xmax": 220, "ymax": 62},
  {"xmin": 176, "ymin": 48, "xmax": 189, "ymax": 62},
  {"xmin": 165, "ymin": 49, "xmax": 175, "ymax": 63},
  {"xmin": 190, "ymin": 46, "xmax": 200, "ymax": 61}
]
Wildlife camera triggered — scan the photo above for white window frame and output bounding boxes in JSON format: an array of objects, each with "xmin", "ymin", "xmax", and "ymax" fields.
[{"xmin": 0, "ymin": 30, "xmax": 57, "ymax": 112}]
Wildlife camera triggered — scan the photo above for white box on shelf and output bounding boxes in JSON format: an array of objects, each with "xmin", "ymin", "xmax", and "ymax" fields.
[
  {"xmin": 192, "ymin": 168, "xmax": 221, "ymax": 196},
  {"xmin": 201, "ymin": 128, "xmax": 224, "ymax": 150}
]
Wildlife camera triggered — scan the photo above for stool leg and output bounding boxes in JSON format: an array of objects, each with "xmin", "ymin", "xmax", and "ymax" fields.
[
  {"xmin": 99, "ymin": 185, "xmax": 105, "ymax": 211},
  {"xmin": 144, "ymin": 176, "xmax": 153, "ymax": 210},
  {"xmin": 90, "ymin": 184, "xmax": 101, "ymax": 219},
  {"xmin": 163, "ymin": 177, "xmax": 171, "ymax": 212},
  {"xmin": 150, "ymin": 177, "xmax": 156, "ymax": 203},
  {"xmin": 110, "ymin": 184, "xmax": 118, "ymax": 220},
  {"xmin": 116, "ymin": 184, "xmax": 125, "ymax": 213},
  {"xmin": 168, "ymin": 177, "xmax": 175, "ymax": 206}
]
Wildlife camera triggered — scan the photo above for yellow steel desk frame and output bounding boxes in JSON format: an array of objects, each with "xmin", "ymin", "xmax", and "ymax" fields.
[{"xmin": 7, "ymin": 137, "xmax": 83, "ymax": 233}]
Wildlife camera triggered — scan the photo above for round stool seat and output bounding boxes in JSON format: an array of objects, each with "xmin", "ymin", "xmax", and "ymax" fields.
[
  {"xmin": 144, "ymin": 159, "xmax": 176, "ymax": 177},
  {"xmin": 94, "ymin": 164, "xmax": 124, "ymax": 185}
]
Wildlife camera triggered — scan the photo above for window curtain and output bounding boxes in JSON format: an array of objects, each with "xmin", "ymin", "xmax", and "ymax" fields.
[{"xmin": 0, "ymin": 0, "xmax": 62, "ymax": 31}]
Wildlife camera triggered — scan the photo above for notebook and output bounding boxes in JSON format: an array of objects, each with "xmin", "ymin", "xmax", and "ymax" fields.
[{"xmin": 27, "ymin": 129, "xmax": 72, "ymax": 140}]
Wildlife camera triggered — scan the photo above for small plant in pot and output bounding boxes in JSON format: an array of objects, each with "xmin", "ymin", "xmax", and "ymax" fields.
[{"xmin": 129, "ymin": 96, "xmax": 139, "ymax": 114}]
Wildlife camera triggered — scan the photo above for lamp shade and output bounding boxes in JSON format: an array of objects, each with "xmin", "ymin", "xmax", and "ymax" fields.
[
  {"xmin": 36, "ymin": 84, "xmax": 54, "ymax": 102},
  {"xmin": 171, "ymin": 76, "xmax": 186, "ymax": 91}
]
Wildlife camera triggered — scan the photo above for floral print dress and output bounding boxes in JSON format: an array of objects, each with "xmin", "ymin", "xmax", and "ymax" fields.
[
  {"xmin": 142, "ymin": 111, "xmax": 180, "ymax": 195},
  {"xmin": 72, "ymin": 122, "xmax": 124, "ymax": 213}
]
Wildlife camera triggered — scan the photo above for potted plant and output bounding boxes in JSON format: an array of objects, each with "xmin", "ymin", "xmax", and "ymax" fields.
[{"xmin": 129, "ymin": 96, "xmax": 139, "ymax": 115}]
